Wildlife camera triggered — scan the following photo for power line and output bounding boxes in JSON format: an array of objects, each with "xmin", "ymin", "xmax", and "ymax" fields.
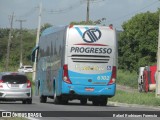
[
  {"xmin": 19, "ymin": 8, "xmax": 37, "ymax": 18},
  {"xmin": 48, "ymin": 1, "xmax": 84, "ymax": 14},
  {"xmin": 108, "ymin": 0, "xmax": 159, "ymax": 24},
  {"xmin": 48, "ymin": 0, "xmax": 106, "ymax": 14},
  {"xmin": 83, "ymin": 0, "xmax": 106, "ymax": 3},
  {"xmin": 48, "ymin": 0, "xmax": 106, "ymax": 23}
]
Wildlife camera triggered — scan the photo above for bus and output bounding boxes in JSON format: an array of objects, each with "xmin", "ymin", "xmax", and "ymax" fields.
[{"xmin": 32, "ymin": 25, "xmax": 118, "ymax": 106}]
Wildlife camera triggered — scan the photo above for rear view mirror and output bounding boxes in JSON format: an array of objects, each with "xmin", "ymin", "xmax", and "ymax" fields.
[{"xmin": 31, "ymin": 46, "xmax": 39, "ymax": 62}]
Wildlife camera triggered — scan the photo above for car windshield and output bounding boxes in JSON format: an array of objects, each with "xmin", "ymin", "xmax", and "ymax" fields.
[{"xmin": 2, "ymin": 75, "xmax": 27, "ymax": 84}]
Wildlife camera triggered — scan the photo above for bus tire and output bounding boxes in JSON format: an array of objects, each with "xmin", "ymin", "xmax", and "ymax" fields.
[
  {"xmin": 61, "ymin": 99, "xmax": 68, "ymax": 105},
  {"xmin": 38, "ymin": 80, "xmax": 40, "ymax": 95},
  {"xmin": 92, "ymin": 100, "xmax": 99, "ymax": 106},
  {"xmin": 80, "ymin": 98, "xmax": 87, "ymax": 105},
  {"xmin": 40, "ymin": 95, "xmax": 47, "ymax": 103},
  {"xmin": 99, "ymin": 98, "xmax": 108, "ymax": 106}
]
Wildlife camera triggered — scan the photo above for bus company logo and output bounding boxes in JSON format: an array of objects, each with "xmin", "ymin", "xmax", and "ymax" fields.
[{"xmin": 82, "ymin": 28, "xmax": 101, "ymax": 43}]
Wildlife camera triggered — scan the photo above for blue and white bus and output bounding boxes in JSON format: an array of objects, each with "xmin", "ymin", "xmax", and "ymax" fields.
[{"xmin": 32, "ymin": 25, "xmax": 118, "ymax": 106}]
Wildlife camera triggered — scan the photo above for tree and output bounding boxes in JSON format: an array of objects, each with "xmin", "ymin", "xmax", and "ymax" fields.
[
  {"xmin": 0, "ymin": 28, "xmax": 36, "ymax": 71},
  {"xmin": 119, "ymin": 10, "xmax": 160, "ymax": 71},
  {"xmin": 40, "ymin": 23, "xmax": 52, "ymax": 34},
  {"xmin": 70, "ymin": 18, "xmax": 107, "ymax": 26},
  {"xmin": 70, "ymin": 20, "xmax": 95, "ymax": 25}
]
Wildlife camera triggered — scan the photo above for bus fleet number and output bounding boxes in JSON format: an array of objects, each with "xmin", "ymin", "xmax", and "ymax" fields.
[{"xmin": 97, "ymin": 76, "xmax": 109, "ymax": 80}]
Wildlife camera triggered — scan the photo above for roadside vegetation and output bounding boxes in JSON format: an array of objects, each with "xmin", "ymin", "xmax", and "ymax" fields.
[
  {"xmin": 117, "ymin": 69, "xmax": 138, "ymax": 88},
  {"xmin": 109, "ymin": 9, "xmax": 160, "ymax": 106},
  {"xmin": 0, "ymin": 29, "xmax": 36, "ymax": 70},
  {"xmin": 118, "ymin": 10, "xmax": 159, "ymax": 72},
  {"xmin": 111, "ymin": 69, "xmax": 160, "ymax": 107},
  {"xmin": 109, "ymin": 90, "xmax": 160, "ymax": 107}
]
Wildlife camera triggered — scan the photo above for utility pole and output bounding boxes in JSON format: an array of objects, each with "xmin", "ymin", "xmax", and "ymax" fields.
[
  {"xmin": 86, "ymin": 0, "xmax": 101, "ymax": 23},
  {"xmin": 32, "ymin": 1, "xmax": 42, "ymax": 81},
  {"xmin": 86, "ymin": 0, "xmax": 90, "ymax": 23},
  {"xmin": 156, "ymin": 14, "xmax": 160, "ymax": 98},
  {"xmin": 5, "ymin": 12, "xmax": 14, "ymax": 71},
  {"xmin": 16, "ymin": 19, "xmax": 26, "ymax": 68}
]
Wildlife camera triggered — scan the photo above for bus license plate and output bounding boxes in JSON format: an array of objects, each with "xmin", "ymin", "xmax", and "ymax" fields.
[{"xmin": 85, "ymin": 88, "xmax": 94, "ymax": 91}]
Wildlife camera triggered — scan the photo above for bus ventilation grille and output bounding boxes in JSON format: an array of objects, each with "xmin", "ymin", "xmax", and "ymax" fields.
[{"xmin": 71, "ymin": 55, "xmax": 110, "ymax": 63}]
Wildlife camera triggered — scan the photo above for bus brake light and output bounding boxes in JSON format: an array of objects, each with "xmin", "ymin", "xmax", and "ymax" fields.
[
  {"xmin": 63, "ymin": 64, "xmax": 72, "ymax": 84},
  {"xmin": 108, "ymin": 66, "xmax": 116, "ymax": 85}
]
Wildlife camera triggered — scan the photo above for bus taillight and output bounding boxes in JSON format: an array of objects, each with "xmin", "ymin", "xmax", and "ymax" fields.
[
  {"xmin": 108, "ymin": 66, "xmax": 116, "ymax": 85},
  {"xmin": 63, "ymin": 64, "xmax": 72, "ymax": 84}
]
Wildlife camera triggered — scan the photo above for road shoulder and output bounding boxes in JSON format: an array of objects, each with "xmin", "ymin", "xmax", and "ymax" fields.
[{"xmin": 108, "ymin": 101, "xmax": 160, "ymax": 110}]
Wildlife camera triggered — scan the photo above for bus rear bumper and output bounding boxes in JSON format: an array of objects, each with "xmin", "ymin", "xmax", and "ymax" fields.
[{"xmin": 61, "ymin": 82, "xmax": 116, "ymax": 97}]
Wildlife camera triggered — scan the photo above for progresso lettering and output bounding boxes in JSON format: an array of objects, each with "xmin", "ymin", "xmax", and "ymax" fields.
[{"xmin": 70, "ymin": 47, "xmax": 112, "ymax": 54}]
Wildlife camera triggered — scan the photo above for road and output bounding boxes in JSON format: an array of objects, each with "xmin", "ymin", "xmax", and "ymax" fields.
[{"xmin": 0, "ymin": 96, "xmax": 160, "ymax": 120}]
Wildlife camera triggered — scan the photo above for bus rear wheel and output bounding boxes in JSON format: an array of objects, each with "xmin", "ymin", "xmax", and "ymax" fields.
[
  {"xmin": 92, "ymin": 100, "xmax": 99, "ymax": 106},
  {"xmin": 40, "ymin": 95, "xmax": 47, "ymax": 103},
  {"xmin": 61, "ymin": 99, "xmax": 68, "ymax": 105},
  {"xmin": 92, "ymin": 98, "xmax": 108, "ymax": 106},
  {"xmin": 80, "ymin": 98, "xmax": 87, "ymax": 105},
  {"xmin": 99, "ymin": 98, "xmax": 108, "ymax": 106}
]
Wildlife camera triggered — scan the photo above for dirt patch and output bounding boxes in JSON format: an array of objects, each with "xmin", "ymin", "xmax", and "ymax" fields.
[{"xmin": 116, "ymin": 84, "xmax": 138, "ymax": 93}]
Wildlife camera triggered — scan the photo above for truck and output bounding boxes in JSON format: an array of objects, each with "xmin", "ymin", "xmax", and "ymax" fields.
[{"xmin": 138, "ymin": 65, "xmax": 157, "ymax": 92}]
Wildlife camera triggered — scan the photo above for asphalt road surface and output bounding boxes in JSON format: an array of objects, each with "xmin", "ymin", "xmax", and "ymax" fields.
[{"xmin": 0, "ymin": 96, "xmax": 160, "ymax": 120}]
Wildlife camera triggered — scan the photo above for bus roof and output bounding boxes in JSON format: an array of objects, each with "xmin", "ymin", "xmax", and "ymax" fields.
[
  {"xmin": 41, "ymin": 25, "xmax": 115, "ymax": 37},
  {"xmin": 41, "ymin": 25, "xmax": 67, "ymax": 36}
]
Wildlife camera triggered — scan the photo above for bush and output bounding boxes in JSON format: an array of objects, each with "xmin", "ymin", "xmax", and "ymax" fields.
[{"xmin": 117, "ymin": 69, "xmax": 138, "ymax": 88}]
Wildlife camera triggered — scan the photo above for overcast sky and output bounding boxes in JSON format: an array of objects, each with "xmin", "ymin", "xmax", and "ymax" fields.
[{"xmin": 0, "ymin": 0, "xmax": 159, "ymax": 29}]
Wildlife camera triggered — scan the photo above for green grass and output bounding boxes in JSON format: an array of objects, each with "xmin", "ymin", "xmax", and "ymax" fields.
[
  {"xmin": 117, "ymin": 69, "xmax": 138, "ymax": 88},
  {"xmin": 0, "ymin": 66, "xmax": 19, "ymax": 72},
  {"xmin": 109, "ymin": 90, "xmax": 160, "ymax": 106}
]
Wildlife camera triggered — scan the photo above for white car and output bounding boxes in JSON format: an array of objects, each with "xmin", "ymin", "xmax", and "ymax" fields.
[{"xmin": 18, "ymin": 65, "xmax": 33, "ymax": 73}]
